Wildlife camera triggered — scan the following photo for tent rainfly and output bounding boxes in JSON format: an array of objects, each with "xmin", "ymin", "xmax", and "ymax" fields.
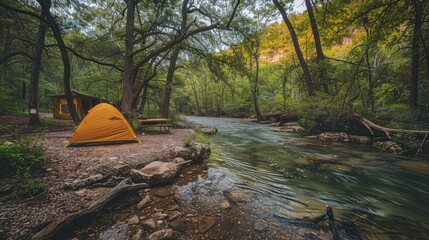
[
  {"xmin": 50, "ymin": 90, "xmax": 109, "ymax": 119},
  {"xmin": 67, "ymin": 103, "xmax": 140, "ymax": 146}
]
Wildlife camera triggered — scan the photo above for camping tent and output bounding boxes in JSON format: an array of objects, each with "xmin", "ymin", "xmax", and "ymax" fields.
[
  {"xmin": 50, "ymin": 91, "xmax": 109, "ymax": 119},
  {"xmin": 67, "ymin": 103, "xmax": 140, "ymax": 146}
]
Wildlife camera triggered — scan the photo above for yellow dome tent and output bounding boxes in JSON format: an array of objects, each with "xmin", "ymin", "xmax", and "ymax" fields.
[{"xmin": 67, "ymin": 103, "xmax": 140, "ymax": 146}]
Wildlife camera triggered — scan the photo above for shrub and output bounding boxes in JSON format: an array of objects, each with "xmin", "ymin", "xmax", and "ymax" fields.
[
  {"xmin": 181, "ymin": 136, "xmax": 193, "ymax": 147},
  {"xmin": 0, "ymin": 137, "xmax": 47, "ymax": 197}
]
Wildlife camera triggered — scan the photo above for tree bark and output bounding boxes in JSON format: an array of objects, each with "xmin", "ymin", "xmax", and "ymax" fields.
[
  {"xmin": 253, "ymin": 54, "xmax": 263, "ymax": 121},
  {"xmin": 37, "ymin": 0, "xmax": 80, "ymax": 124},
  {"xmin": 28, "ymin": 3, "xmax": 50, "ymax": 125},
  {"xmin": 162, "ymin": 47, "xmax": 180, "ymax": 118},
  {"xmin": 32, "ymin": 180, "xmax": 147, "ymax": 240},
  {"xmin": 304, "ymin": 0, "xmax": 329, "ymax": 93},
  {"xmin": 273, "ymin": 0, "xmax": 314, "ymax": 96},
  {"xmin": 121, "ymin": 0, "xmax": 136, "ymax": 117},
  {"xmin": 409, "ymin": 0, "xmax": 423, "ymax": 108},
  {"xmin": 305, "ymin": 0, "xmax": 324, "ymax": 61}
]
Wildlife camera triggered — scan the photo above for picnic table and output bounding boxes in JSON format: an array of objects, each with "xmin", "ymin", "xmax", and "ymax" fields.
[{"xmin": 137, "ymin": 118, "xmax": 173, "ymax": 133}]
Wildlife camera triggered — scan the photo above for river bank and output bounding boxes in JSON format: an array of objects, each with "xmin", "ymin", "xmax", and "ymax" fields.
[{"xmin": 0, "ymin": 126, "xmax": 209, "ymax": 239}]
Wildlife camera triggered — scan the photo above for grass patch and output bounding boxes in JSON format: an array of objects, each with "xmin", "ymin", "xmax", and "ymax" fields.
[{"xmin": 195, "ymin": 129, "xmax": 211, "ymax": 144}]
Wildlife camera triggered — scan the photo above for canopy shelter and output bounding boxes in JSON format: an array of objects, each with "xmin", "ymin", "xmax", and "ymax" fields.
[
  {"xmin": 67, "ymin": 103, "xmax": 140, "ymax": 146},
  {"xmin": 50, "ymin": 91, "xmax": 109, "ymax": 119}
]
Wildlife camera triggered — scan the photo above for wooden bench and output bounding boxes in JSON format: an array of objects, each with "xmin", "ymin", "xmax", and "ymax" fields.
[{"xmin": 137, "ymin": 118, "xmax": 173, "ymax": 133}]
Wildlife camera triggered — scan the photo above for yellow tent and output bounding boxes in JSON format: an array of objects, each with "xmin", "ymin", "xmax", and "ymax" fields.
[{"xmin": 67, "ymin": 103, "xmax": 140, "ymax": 146}]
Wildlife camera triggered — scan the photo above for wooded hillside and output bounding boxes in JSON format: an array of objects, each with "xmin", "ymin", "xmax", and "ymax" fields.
[{"xmin": 1, "ymin": 0, "xmax": 428, "ymax": 128}]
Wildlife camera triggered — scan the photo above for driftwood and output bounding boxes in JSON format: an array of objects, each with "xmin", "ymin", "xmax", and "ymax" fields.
[
  {"xmin": 358, "ymin": 117, "xmax": 429, "ymax": 139},
  {"xmin": 32, "ymin": 180, "xmax": 147, "ymax": 240}
]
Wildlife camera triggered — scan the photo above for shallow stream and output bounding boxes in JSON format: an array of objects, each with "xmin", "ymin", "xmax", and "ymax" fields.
[
  {"xmin": 70, "ymin": 117, "xmax": 429, "ymax": 239},
  {"xmin": 186, "ymin": 116, "xmax": 429, "ymax": 239}
]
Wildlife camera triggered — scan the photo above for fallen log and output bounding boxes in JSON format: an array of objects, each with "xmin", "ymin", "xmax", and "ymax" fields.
[
  {"xmin": 358, "ymin": 117, "xmax": 429, "ymax": 139},
  {"xmin": 32, "ymin": 180, "xmax": 147, "ymax": 240}
]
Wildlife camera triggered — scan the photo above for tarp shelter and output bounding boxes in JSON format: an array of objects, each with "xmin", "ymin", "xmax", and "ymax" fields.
[
  {"xmin": 50, "ymin": 91, "xmax": 109, "ymax": 119},
  {"xmin": 67, "ymin": 103, "xmax": 141, "ymax": 146}
]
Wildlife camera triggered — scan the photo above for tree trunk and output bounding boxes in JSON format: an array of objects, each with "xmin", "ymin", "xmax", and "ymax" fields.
[
  {"xmin": 162, "ymin": 47, "xmax": 180, "ymax": 118},
  {"xmin": 28, "ymin": 4, "xmax": 49, "ymax": 125},
  {"xmin": 410, "ymin": 0, "xmax": 423, "ymax": 108},
  {"xmin": 305, "ymin": 0, "xmax": 324, "ymax": 61},
  {"xmin": 253, "ymin": 55, "xmax": 263, "ymax": 121},
  {"xmin": 37, "ymin": 0, "xmax": 80, "ymax": 124},
  {"xmin": 121, "ymin": 0, "xmax": 136, "ymax": 117},
  {"xmin": 304, "ymin": 0, "xmax": 328, "ymax": 93},
  {"xmin": 137, "ymin": 84, "xmax": 149, "ymax": 113},
  {"xmin": 273, "ymin": 0, "xmax": 314, "ymax": 96}
]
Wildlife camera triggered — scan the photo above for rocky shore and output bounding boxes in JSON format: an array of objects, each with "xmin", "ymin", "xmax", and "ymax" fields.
[{"xmin": 0, "ymin": 128, "xmax": 209, "ymax": 240}]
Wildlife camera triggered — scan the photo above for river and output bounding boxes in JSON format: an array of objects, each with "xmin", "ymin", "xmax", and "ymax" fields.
[
  {"xmin": 186, "ymin": 116, "xmax": 429, "ymax": 239},
  {"xmin": 70, "ymin": 116, "xmax": 429, "ymax": 239}
]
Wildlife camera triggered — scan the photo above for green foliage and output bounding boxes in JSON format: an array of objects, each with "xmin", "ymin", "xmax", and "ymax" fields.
[
  {"xmin": 392, "ymin": 132, "xmax": 421, "ymax": 156},
  {"xmin": 195, "ymin": 129, "xmax": 211, "ymax": 145},
  {"xmin": 0, "ymin": 138, "xmax": 47, "ymax": 197},
  {"xmin": 293, "ymin": 93, "xmax": 348, "ymax": 132},
  {"xmin": 181, "ymin": 136, "xmax": 193, "ymax": 147}
]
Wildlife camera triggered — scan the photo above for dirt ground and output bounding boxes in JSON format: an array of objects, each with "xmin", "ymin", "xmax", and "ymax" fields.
[{"xmin": 0, "ymin": 115, "xmax": 197, "ymax": 240}]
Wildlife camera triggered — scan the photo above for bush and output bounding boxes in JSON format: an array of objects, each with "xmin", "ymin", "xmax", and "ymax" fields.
[
  {"xmin": 293, "ymin": 93, "xmax": 348, "ymax": 133},
  {"xmin": 181, "ymin": 136, "xmax": 193, "ymax": 147},
  {"xmin": 0, "ymin": 137, "xmax": 47, "ymax": 197}
]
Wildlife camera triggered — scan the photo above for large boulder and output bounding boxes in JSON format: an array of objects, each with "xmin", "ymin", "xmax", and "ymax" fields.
[
  {"xmin": 130, "ymin": 160, "xmax": 190, "ymax": 185},
  {"xmin": 373, "ymin": 141, "xmax": 402, "ymax": 154}
]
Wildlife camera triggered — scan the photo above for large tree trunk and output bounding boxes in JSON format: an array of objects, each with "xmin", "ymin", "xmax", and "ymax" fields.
[
  {"xmin": 273, "ymin": 0, "xmax": 314, "ymax": 96},
  {"xmin": 162, "ymin": 47, "xmax": 180, "ymax": 118},
  {"xmin": 304, "ymin": 0, "xmax": 328, "ymax": 93},
  {"xmin": 28, "ymin": 4, "xmax": 50, "ymax": 125},
  {"xmin": 304, "ymin": 0, "xmax": 324, "ymax": 61},
  {"xmin": 121, "ymin": 0, "xmax": 136, "ymax": 117},
  {"xmin": 37, "ymin": 0, "xmax": 79, "ymax": 124},
  {"xmin": 410, "ymin": 0, "xmax": 423, "ymax": 108}
]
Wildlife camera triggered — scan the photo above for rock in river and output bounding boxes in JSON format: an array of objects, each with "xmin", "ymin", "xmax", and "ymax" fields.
[
  {"xmin": 198, "ymin": 216, "xmax": 216, "ymax": 233},
  {"xmin": 253, "ymin": 219, "xmax": 269, "ymax": 232},
  {"xmin": 373, "ymin": 141, "xmax": 402, "ymax": 154},
  {"xmin": 130, "ymin": 160, "xmax": 190, "ymax": 185}
]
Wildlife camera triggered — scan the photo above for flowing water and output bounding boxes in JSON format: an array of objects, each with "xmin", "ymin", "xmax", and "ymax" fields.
[{"xmin": 186, "ymin": 116, "xmax": 429, "ymax": 239}]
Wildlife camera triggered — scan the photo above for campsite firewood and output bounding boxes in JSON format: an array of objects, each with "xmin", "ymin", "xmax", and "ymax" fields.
[{"xmin": 32, "ymin": 179, "xmax": 147, "ymax": 240}]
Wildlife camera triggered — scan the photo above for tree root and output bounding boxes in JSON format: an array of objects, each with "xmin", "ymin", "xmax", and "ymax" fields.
[{"xmin": 32, "ymin": 179, "xmax": 147, "ymax": 240}]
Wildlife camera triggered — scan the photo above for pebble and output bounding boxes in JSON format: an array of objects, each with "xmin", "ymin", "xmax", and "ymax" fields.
[
  {"xmin": 136, "ymin": 195, "xmax": 151, "ymax": 209},
  {"xmin": 220, "ymin": 200, "xmax": 230, "ymax": 210},
  {"xmin": 128, "ymin": 214, "xmax": 139, "ymax": 225},
  {"xmin": 142, "ymin": 218, "xmax": 156, "ymax": 229},
  {"xmin": 131, "ymin": 229, "xmax": 143, "ymax": 240},
  {"xmin": 253, "ymin": 219, "xmax": 269, "ymax": 232},
  {"xmin": 198, "ymin": 216, "xmax": 216, "ymax": 233},
  {"xmin": 202, "ymin": 180, "xmax": 212, "ymax": 185}
]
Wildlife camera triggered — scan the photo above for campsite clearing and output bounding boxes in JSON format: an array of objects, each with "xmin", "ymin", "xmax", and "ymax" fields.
[{"xmin": 0, "ymin": 118, "xmax": 200, "ymax": 240}]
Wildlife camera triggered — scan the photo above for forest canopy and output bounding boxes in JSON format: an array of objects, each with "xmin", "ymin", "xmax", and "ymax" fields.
[{"xmin": 1, "ymin": 0, "xmax": 428, "ymax": 128}]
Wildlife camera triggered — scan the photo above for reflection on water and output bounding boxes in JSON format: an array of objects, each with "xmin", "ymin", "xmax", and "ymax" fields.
[{"xmin": 187, "ymin": 116, "xmax": 429, "ymax": 238}]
